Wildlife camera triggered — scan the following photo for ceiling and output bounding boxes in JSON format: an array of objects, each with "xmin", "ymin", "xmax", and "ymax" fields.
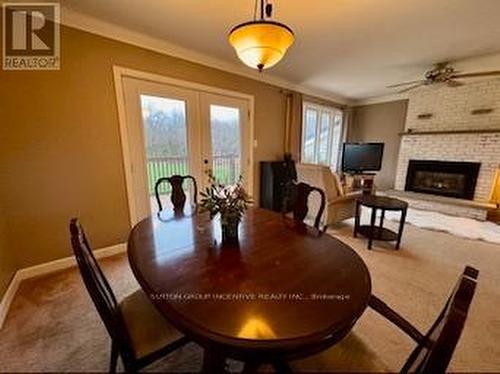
[{"xmin": 60, "ymin": 0, "xmax": 500, "ymax": 101}]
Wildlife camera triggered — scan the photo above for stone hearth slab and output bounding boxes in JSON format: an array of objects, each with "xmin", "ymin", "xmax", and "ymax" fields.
[{"xmin": 383, "ymin": 190, "xmax": 495, "ymax": 220}]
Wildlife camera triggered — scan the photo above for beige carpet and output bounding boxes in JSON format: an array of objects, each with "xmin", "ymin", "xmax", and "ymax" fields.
[{"xmin": 0, "ymin": 221, "xmax": 499, "ymax": 372}]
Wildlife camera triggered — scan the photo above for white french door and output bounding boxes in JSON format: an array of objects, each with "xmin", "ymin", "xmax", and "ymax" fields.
[
  {"xmin": 200, "ymin": 93, "xmax": 250, "ymax": 188},
  {"xmin": 118, "ymin": 72, "xmax": 253, "ymax": 225}
]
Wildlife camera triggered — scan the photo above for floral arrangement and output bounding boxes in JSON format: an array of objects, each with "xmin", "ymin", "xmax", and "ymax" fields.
[{"xmin": 199, "ymin": 171, "xmax": 252, "ymax": 227}]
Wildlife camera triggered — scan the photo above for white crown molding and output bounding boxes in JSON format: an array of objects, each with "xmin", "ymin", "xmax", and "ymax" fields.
[
  {"xmin": 0, "ymin": 242, "xmax": 126, "ymax": 329},
  {"xmin": 61, "ymin": 6, "xmax": 351, "ymax": 106},
  {"xmin": 352, "ymin": 93, "xmax": 409, "ymax": 106}
]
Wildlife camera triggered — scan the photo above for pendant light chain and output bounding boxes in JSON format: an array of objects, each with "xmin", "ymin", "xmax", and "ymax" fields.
[
  {"xmin": 265, "ymin": 0, "xmax": 273, "ymax": 18},
  {"xmin": 254, "ymin": 0, "xmax": 273, "ymax": 21}
]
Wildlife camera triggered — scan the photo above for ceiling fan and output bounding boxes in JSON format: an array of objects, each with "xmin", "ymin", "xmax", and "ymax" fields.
[{"xmin": 387, "ymin": 62, "xmax": 500, "ymax": 93}]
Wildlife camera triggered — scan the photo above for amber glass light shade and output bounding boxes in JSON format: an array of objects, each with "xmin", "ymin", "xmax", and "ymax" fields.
[{"xmin": 229, "ymin": 21, "xmax": 294, "ymax": 71}]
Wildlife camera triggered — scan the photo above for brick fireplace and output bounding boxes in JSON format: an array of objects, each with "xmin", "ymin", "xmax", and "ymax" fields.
[{"xmin": 395, "ymin": 79, "xmax": 500, "ymax": 202}]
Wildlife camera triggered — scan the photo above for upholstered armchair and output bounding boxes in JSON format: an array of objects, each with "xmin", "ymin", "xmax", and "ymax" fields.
[{"xmin": 295, "ymin": 163, "xmax": 362, "ymax": 227}]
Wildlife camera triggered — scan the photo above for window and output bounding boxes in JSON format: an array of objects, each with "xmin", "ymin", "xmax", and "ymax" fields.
[{"xmin": 301, "ymin": 102, "xmax": 344, "ymax": 169}]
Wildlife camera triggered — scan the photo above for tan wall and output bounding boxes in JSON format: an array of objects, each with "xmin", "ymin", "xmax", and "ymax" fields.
[
  {"xmin": 0, "ymin": 116, "xmax": 16, "ymax": 296},
  {"xmin": 0, "ymin": 199, "xmax": 16, "ymax": 297},
  {"xmin": 351, "ymin": 100, "xmax": 408, "ymax": 190},
  {"xmin": 0, "ymin": 24, "xmax": 292, "ymax": 275}
]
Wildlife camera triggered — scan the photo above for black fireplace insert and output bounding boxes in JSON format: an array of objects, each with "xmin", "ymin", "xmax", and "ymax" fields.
[{"xmin": 405, "ymin": 160, "xmax": 481, "ymax": 200}]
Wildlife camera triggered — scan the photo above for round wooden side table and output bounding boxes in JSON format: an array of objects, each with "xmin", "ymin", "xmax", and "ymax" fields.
[{"xmin": 354, "ymin": 195, "xmax": 408, "ymax": 250}]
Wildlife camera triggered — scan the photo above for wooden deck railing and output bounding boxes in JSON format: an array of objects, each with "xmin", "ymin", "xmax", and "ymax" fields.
[{"xmin": 147, "ymin": 155, "xmax": 240, "ymax": 194}]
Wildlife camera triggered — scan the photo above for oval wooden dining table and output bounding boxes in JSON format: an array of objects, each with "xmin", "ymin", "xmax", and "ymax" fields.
[{"xmin": 128, "ymin": 208, "xmax": 372, "ymax": 372}]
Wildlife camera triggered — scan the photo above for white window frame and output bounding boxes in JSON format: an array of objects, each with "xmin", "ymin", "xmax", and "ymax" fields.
[{"xmin": 300, "ymin": 102, "xmax": 343, "ymax": 169}]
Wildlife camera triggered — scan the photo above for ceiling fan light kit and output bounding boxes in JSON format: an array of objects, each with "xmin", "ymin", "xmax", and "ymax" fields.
[
  {"xmin": 388, "ymin": 62, "xmax": 500, "ymax": 93},
  {"xmin": 228, "ymin": 0, "xmax": 294, "ymax": 72}
]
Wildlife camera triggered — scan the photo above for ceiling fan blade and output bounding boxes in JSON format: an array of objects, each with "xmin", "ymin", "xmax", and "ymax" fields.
[
  {"xmin": 387, "ymin": 79, "xmax": 426, "ymax": 88},
  {"xmin": 447, "ymin": 80, "xmax": 464, "ymax": 87},
  {"xmin": 451, "ymin": 71, "xmax": 500, "ymax": 79},
  {"xmin": 398, "ymin": 83, "xmax": 425, "ymax": 93}
]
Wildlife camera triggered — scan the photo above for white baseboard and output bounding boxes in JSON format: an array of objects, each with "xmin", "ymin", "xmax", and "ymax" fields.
[
  {"xmin": 0, "ymin": 243, "xmax": 126, "ymax": 329},
  {"xmin": 0, "ymin": 272, "xmax": 22, "ymax": 330},
  {"xmin": 16, "ymin": 243, "xmax": 127, "ymax": 280}
]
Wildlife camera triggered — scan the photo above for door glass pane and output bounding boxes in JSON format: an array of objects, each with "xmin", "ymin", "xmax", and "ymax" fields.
[
  {"xmin": 210, "ymin": 105, "xmax": 241, "ymax": 185},
  {"xmin": 303, "ymin": 109, "xmax": 317, "ymax": 163},
  {"xmin": 140, "ymin": 95, "xmax": 190, "ymax": 210},
  {"xmin": 318, "ymin": 112, "xmax": 331, "ymax": 165}
]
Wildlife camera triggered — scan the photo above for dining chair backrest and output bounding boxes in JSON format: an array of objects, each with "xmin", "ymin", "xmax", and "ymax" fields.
[
  {"xmin": 401, "ymin": 266, "xmax": 478, "ymax": 373},
  {"xmin": 154, "ymin": 175, "xmax": 198, "ymax": 213},
  {"xmin": 283, "ymin": 181, "xmax": 326, "ymax": 229},
  {"xmin": 69, "ymin": 219, "xmax": 135, "ymax": 363}
]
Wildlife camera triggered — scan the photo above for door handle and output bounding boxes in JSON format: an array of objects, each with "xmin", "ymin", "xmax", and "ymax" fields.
[{"xmin": 204, "ymin": 159, "xmax": 209, "ymax": 165}]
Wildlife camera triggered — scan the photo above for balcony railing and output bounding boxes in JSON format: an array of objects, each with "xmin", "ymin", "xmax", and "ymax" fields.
[{"xmin": 147, "ymin": 155, "xmax": 240, "ymax": 195}]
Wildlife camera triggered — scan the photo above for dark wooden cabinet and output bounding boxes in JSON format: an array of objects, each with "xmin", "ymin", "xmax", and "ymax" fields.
[{"xmin": 260, "ymin": 161, "xmax": 296, "ymax": 212}]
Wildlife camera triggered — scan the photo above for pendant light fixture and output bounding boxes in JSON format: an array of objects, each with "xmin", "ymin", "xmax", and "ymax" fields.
[{"xmin": 228, "ymin": 0, "xmax": 294, "ymax": 72}]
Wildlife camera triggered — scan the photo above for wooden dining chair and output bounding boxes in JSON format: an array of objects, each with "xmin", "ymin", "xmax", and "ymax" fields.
[
  {"xmin": 283, "ymin": 181, "xmax": 326, "ymax": 230},
  {"xmin": 369, "ymin": 266, "xmax": 479, "ymax": 373},
  {"xmin": 69, "ymin": 219, "xmax": 190, "ymax": 373},
  {"xmin": 154, "ymin": 175, "xmax": 198, "ymax": 213}
]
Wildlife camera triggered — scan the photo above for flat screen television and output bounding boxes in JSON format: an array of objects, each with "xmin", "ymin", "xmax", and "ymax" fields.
[{"xmin": 342, "ymin": 143, "xmax": 384, "ymax": 173}]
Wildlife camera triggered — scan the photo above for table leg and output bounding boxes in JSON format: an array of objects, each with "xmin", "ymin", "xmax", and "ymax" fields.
[
  {"xmin": 368, "ymin": 207, "xmax": 377, "ymax": 250},
  {"xmin": 202, "ymin": 349, "xmax": 226, "ymax": 373},
  {"xmin": 242, "ymin": 361, "xmax": 261, "ymax": 373},
  {"xmin": 379, "ymin": 209, "xmax": 385, "ymax": 228},
  {"xmin": 354, "ymin": 200, "xmax": 361, "ymax": 238},
  {"xmin": 272, "ymin": 360, "xmax": 292, "ymax": 373},
  {"xmin": 396, "ymin": 207, "xmax": 407, "ymax": 250}
]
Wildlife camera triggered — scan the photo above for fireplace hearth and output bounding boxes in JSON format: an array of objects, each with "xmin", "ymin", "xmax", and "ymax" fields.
[{"xmin": 405, "ymin": 160, "xmax": 481, "ymax": 200}]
